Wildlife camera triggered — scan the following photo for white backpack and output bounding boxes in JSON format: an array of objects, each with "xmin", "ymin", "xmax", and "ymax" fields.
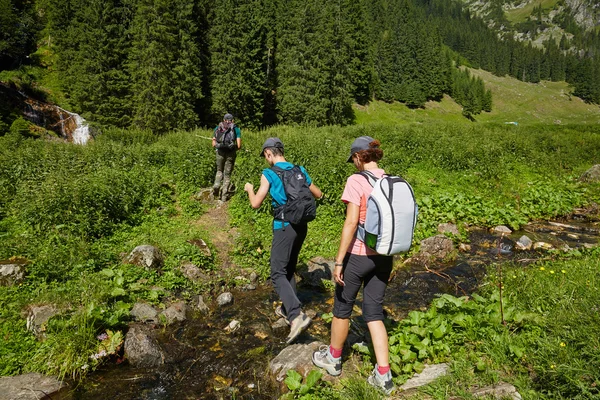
[{"xmin": 356, "ymin": 171, "xmax": 418, "ymax": 255}]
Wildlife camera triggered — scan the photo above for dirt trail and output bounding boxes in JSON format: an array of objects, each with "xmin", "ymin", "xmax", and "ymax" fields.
[{"xmin": 192, "ymin": 193, "xmax": 239, "ymax": 269}]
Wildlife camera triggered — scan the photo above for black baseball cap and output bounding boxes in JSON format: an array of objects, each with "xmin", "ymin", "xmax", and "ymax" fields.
[{"xmin": 260, "ymin": 137, "xmax": 284, "ymax": 157}]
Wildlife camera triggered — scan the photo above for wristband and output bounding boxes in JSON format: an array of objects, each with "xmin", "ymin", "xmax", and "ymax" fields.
[{"xmin": 334, "ymin": 262, "xmax": 343, "ymax": 267}]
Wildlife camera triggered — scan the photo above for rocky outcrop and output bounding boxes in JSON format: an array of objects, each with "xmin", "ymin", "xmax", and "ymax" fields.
[
  {"xmin": 124, "ymin": 325, "xmax": 164, "ymax": 368},
  {"xmin": 126, "ymin": 245, "xmax": 163, "ymax": 270},
  {"xmin": 0, "ymin": 373, "xmax": 68, "ymax": 400}
]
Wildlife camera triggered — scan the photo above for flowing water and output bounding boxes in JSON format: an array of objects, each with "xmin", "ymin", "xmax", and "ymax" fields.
[{"xmin": 73, "ymin": 215, "xmax": 599, "ymax": 399}]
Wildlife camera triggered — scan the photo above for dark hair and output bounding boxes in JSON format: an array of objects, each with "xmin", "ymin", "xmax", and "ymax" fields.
[
  {"xmin": 354, "ymin": 140, "xmax": 383, "ymax": 164},
  {"xmin": 266, "ymin": 146, "xmax": 284, "ymax": 157}
]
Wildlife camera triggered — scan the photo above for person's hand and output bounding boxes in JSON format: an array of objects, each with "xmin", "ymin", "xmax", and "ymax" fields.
[
  {"xmin": 244, "ymin": 182, "xmax": 253, "ymax": 193},
  {"xmin": 333, "ymin": 263, "xmax": 344, "ymax": 286}
]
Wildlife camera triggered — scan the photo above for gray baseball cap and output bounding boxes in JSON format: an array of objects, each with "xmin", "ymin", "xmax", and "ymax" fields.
[
  {"xmin": 224, "ymin": 113, "xmax": 234, "ymax": 121},
  {"xmin": 260, "ymin": 137, "xmax": 284, "ymax": 157},
  {"xmin": 348, "ymin": 136, "xmax": 376, "ymax": 162}
]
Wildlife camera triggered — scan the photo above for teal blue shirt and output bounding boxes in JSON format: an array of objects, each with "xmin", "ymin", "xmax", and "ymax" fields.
[{"xmin": 262, "ymin": 162, "xmax": 312, "ymax": 230}]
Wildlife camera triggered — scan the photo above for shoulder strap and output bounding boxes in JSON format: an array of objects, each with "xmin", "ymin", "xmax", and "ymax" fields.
[{"xmin": 357, "ymin": 170, "xmax": 378, "ymax": 187}]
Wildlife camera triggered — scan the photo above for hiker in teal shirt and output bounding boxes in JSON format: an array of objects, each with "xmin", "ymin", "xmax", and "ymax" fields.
[{"xmin": 244, "ymin": 137, "xmax": 322, "ymax": 344}]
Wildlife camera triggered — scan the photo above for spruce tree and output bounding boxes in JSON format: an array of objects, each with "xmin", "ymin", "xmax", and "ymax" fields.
[{"xmin": 129, "ymin": 0, "xmax": 202, "ymax": 133}]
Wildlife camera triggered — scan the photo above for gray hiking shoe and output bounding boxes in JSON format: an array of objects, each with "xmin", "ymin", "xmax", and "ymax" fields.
[
  {"xmin": 275, "ymin": 305, "xmax": 290, "ymax": 325},
  {"xmin": 367, "ymin": 365, "xmax": 395, "ymax": 396},
  {"xmin": 285, "ymin": 312, "xmax": 311, "ymax": 344},
  {"xmin": 312, "ymin": 345, "xmax": 342, "ymax": 376}
]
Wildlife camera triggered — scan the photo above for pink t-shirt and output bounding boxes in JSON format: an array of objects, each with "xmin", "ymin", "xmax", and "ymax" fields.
[{"xmin": 341, "ymin": 168, "xmax": 386, "ymax": 256}]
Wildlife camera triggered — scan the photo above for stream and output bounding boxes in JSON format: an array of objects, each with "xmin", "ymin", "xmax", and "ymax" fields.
[{"xmin": 73, "ymin": 215, "xmax": 599, "ymax": 399}]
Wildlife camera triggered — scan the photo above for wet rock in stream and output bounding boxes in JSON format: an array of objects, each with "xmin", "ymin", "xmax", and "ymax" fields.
[{"xmin": 124, "ymin": 325, "xmax": 164, "ymax": 368}]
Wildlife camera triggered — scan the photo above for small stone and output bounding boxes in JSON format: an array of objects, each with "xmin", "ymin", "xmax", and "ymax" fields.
[
  {"xmin": 130, "ymin": 303, "xmax": 158, "ymax": 324},
  {"xmin": 567, "ymin": 233, "xmax": 579, "ymax": 239},
  {"xmin": 459, "ymin": 243, "xmax": 471, "ymax": 252},
  {"xmin": 186, "ymin": 238, "xmax": 212, "ymax": 257},
  {"xmin": 241, "ymin": 284, "xmax": 256, "ymax": 291},
  {"xmin": 249, "ymin": 272, "xmax": 259, "ymax": 283},
  {"xmin": 515, "ymin": 235, "xmax": 533, "ymax": 251},
  {"xmin": 580, "ymin": 164, "xmax": 600, "ymax": 183},
  {"xmin": 0, "ymin": 264, "xmax": 25, "ymax": 286},
  {"xmin": 400, "ymin": 363, "xmax": 450, "ymax": 391},
  {"xmin": 160, "ymin": 301, "xmax": 188, "ymax": 325},
  {"xmin": 216, "ymin": 292, "xmax": 233, "ymax": 307},
  {"xmin": 126, "ymin": 245, "xmax": 163, "ymax": 269},
  {"xmin": 533, "ymin": 242, "xmax": 553, "ymax": 250},
  {"xmin": 437, "ymin": 223, "xmax": 460, "ymax": 236},
  {"xmin": 472, "ymin": 382, "xmax": 522, "ymax": 400},
  {"xmin": 271, "ymin": 318, "xmax": 289, "ymax": 330},
  {"xmin": 179, "ymin": 262, "xmax": 210, "ymax": 282},
  {"xmin": 492, "ymin": 225, "xmax": 512, "ymax": 235},
  {"xmin": 26, "ymin": 305, "xmax": 58, "ymax": 337},
  {"xmin": 225, "ymin": 320, "xmax": 240, "ymax": 332},
  {"xmin": 191, "ymin": 294, "xmax": 210, "ymax": 314}
]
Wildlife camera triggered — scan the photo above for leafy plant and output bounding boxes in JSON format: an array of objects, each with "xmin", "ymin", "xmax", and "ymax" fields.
[{"xmin": 281, "ymin": 369, "xmax": 325, "ymax": 400}]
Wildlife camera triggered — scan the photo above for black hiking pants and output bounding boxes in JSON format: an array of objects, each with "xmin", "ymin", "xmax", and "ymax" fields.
[{"xmin": 270, "ymin": 223, "xmax": 308, "ymax": 323}]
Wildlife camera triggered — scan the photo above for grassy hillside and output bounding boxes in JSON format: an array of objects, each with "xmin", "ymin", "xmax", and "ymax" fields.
[
  {"xmin": 355, "ymin": 67, "xmax": 600, "ymax": 126},
  {"xmin": 504, "ymin": 0, "xmax": 560, "ymax": 24}
]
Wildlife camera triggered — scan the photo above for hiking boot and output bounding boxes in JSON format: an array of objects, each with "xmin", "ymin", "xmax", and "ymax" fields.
[
  {"xmin": 367, "ymin": 365, "xmax": 395, "ymax": 396},
  {"xmin": 275, "ymin": 305, "xmax": 290, "ymax": 325},
  {"xmin": 285, "ymin": 312, "xmax": 311, "ymax": 344},
  {"xmin": 312, "ymin": 345, "xmax": 342, "ymax": 376}
]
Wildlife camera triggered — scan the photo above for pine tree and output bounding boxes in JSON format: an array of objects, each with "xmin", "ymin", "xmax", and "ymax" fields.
[
  {"xmin": 129, "ymin": 0, "xmax": 202, "ymax": 133},
  {"xmin": 209, "ymin": 0, "xmax": 270, "ymax": 128}
]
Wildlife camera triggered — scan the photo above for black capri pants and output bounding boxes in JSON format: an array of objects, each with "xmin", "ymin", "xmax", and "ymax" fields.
[{"xmin": 333, "ymin": 253, "xmax": 393, "ymax": 322}]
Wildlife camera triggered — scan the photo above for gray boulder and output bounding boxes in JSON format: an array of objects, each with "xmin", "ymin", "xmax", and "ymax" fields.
[
  {"xmin": 580, "ymin": 164, "xmax": 600, "ymax": 183},
  {"xmin": 270, "ymin": 341, "xmax": 323, "ymax": 381},
  {"xmin": 0, "ymin": 264, "xmax": 25, "ymax": 286},
  {"xmin": 160, "ymin": 301, "xmax": 188, "ymax": 325},
  {"xmin": 472, "ymin": 382, "xmax": 522, "ymax": 400},
  {"xmin": 0, "ymin": 373, "xmax": 67, "ymax": 400},
  {"xmin": 216, "ymin": 292, "xmax": 233, "ymax": 307},
  {"xmin": 418, "ymin": 235, "xmax": 455, "ymax": 260},
  {"xmin": 124, "ymin": 325, "xmax": 164, "ymax": 367},
  {"xmin": 298, "ymin": 257, "xmax": 333, "ymax": 288},
  {"xmin": 126, "ymin": 245, "xmax": 163, "ymax": 269},
  {"xmin": 26, "ymin": 305, "xmax": 58, "ymax": 337},
  {"xmin": 492, "ymin": 225, "xmax": 512, "ymax": 235},
  {"xmin": 130, "ymin": 303, "xmax": 158, "ymax": 324}
]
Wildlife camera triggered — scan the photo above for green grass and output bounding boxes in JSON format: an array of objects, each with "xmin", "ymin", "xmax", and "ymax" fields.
[
  {"xmin": 354, "ymin": 68, "xmax": 600, "ymax": 126},
  {"xmin": 504, "ymin": 0, "xmax": 560, "ymax": 24}
]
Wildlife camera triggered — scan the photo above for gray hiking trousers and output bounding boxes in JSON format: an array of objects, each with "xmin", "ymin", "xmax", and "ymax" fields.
[{"xmin": 213, "ymin": 148, "xmax": 237, "ymax": 201}]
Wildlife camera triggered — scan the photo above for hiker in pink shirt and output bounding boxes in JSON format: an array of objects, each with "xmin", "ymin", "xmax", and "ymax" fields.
[{"xmin": 312, "ymin": 136, "xmax": 395, "ymax": 395}]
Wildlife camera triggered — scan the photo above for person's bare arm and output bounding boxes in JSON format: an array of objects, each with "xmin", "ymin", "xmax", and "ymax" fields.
[
  {"xmin": 236, "ymin": 137, "xmax": 241, "ymax": 150},
  {"xmin": 309, "ymin": 183, "xmax": 322, "ymax": 200},
  {"xmin": 244, "ymin": 174, "xmax": 270, "ymax": 209},
  {"xmin": 333, "ymin": 203, "xmax": 359, "ymax": 286}
]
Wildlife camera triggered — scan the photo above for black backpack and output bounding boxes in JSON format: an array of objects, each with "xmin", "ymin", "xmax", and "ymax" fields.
[
  {"xmin": 271, "ymin": 165, "xmax": 317, "ymax": 224},
  {"xmin": 215, "ymin": 122, "xmax": 237, "ymax": 150}
]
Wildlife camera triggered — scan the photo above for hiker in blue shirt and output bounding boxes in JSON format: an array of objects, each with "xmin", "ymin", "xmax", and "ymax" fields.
[{"xmin": 244, "ymin": 137, "xmax": 322, "ymax": 344}]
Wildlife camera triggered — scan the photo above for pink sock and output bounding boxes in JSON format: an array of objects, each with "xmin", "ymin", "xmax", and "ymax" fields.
[
  {"xmin": 377, "ymin": 365, "xmax": 390, "ymax": 375},
  {"xmin": 329, "ymin": 346, "xmax": 342, "ymax": 358}
]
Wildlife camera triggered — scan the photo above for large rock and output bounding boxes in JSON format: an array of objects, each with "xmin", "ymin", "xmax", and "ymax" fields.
[
  {"xmin": 492, "ymin": 225, "xmax": 512, "ymax": 235},
  {"xmin": 298, "ymin": 257, "xmax": 334, "ymax": 288},
  {"xmin": 400, "ymin": 363, "xmax": 450, "ymax": 391},
  {"xmin": 130, "ymin": 303, "xmax": 158, "ymax": 324},
  {"xmin": 515, "ymin": 235, "xmax": 533, "ymax": 251},
  {"xmin": 124, "ymin": 325, "xmax": 164, "ymax": 367},
  {"xmin": 270, "ymin": 341, "xmax": 323, "ymax": 382},
  {"xmin": 26, "ymin": 305, "xmax": 58, "ymax": 337},
  {"xmin": 580, "ymin": 164, "xmax": 600, "ymax": 183},
  {"xmin": 418, "ymin": 235, "xmax": 455, "ymax": 260},
  {"xmin": 126, "ymin": 245, "xmax": 163, "ymax": 269},
  {"xmin": 160, "ymin": 301, "xmax": 188, "ymax": 325},
  {"xmin": 0, "ymin": 264, "xmax": 25, "ymax": 286},
  {"xmin": 0, "ymin": 373, "xmax": 68, "ymax": 400}
]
